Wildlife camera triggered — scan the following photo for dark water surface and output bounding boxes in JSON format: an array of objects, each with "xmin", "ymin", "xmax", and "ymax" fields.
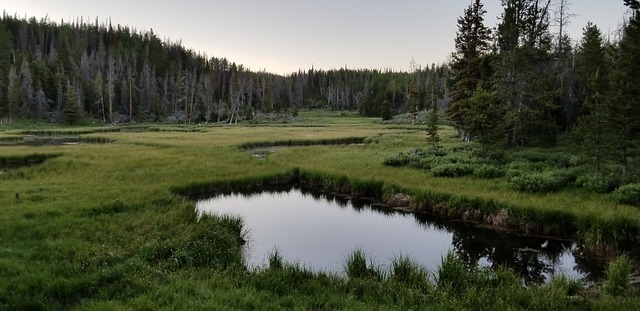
[{"xmin": 196, "ymin": 186, "xmax": 604, "ymax": 284}]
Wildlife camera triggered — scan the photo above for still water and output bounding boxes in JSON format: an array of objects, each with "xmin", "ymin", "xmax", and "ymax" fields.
[{"xmin": 196, "ymin": 186, "xmax": 602, "ymax": 284}]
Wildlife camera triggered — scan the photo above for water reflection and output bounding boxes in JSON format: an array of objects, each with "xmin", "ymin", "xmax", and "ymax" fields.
[{"xmin": 196, "ymin": 186, "xmax": 606, "ymax": 284}]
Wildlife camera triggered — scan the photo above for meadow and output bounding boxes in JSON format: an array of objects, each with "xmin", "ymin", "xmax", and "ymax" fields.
[{"xmin": 0, "ymin": 111, "xmax": 638, "ymax": 310}]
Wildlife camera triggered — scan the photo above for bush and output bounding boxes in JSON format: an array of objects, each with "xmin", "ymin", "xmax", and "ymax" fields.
[
  {"xmin": 432, "ymin": 163, "xmax": 474, "ymax": 177},
  {"xmin": 577, "ymin": 172, "xmax": 621, "ymax": 193},
  {"xmin": 473, "ymin": 164, "xmax": 505, "ymax": 179},
  {"xmin": 506, "ymin": 161, "xmax": 549, "ymax": 178},
  {"xmin": 510, "ymin": 150, "xmax": 573, "ymax": 168},
  {"xmin": 508, "ymin": 170, "xmax": 572, "ymax": 193},
  {"xmin": 383, "ymin": 153, "xmax": 414, "ymax": 167},
  {"xmin": 613, "ymin": 183, "xmax": 640, "ymax": 207}
]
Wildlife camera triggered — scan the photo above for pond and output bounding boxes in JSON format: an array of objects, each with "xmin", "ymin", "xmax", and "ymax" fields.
[{"xmin": 196, "ymin": 186, "xmax": 605, "ymax": 284}]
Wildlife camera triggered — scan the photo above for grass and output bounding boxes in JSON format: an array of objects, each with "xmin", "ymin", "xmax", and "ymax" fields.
[{"xmin": 1, "ymin": 115, "xmax": 639, "ymax": 309}]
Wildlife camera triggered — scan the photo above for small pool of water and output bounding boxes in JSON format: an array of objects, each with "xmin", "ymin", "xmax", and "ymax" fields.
[{"xmin": 196, "ymin": 186, "xmax": 604, "ymax": 284}]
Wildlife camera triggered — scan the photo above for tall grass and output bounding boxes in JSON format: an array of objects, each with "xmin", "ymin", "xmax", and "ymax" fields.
[
  {"xmin": 344, "ymin": 249, "xmax": 384, "ymax": 281},
  {"xmin": 603, "ymin": 255, "xmax": 635, "ymax": 296}
]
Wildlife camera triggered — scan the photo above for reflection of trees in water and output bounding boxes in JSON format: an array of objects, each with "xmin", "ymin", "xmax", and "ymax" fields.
[
  {"xmin": 201, "ymin": 185, "xmax": 623, "ymax": 284},
  {"xmin": 572, "ymin": 254, "xmax": 606, "ymax": 283},
  {"xmin": 413, "ymin": 213, "xmax": 573, "ymax": 285}
]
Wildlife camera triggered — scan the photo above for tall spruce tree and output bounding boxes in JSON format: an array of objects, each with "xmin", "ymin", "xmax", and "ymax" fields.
[
  {"xmin": 494, "ymin": 0, "xmax": 558, "ymax": 147},
  {"xmin": 573, "ymin": 23, "xmax": 611, "ymax": 172},
  {"xmin": 0, "ymin": 22, "xmax": 12, "ymax": 122},
  {"xmin": 426, "ymin": 69, "xmax": 440, "ymax": 149},
  {"xmin": 448, "ymin": 0, "xmax": 491, "ymax": 140},
  {"xmin": 608, "ymin": 2, "xmax": 640, "ymax": 176}
]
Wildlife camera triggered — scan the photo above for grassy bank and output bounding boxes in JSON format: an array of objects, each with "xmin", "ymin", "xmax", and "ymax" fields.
[{"xmin": 1, "ymin": 116, "xmax": 639, "ymax": 309}]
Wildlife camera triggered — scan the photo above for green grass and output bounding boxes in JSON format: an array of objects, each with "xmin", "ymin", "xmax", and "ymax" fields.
[{"xmin": 1, "ymin": 115, "xmax": 639, "ymax": 309}]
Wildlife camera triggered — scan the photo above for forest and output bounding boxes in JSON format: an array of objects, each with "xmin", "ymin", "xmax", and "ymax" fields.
[
  {"xmin": 0, "ymin": 0, "xmax": 638, "ymax": 154},
  {"xmin": 0, "ymin": 12, "xmax": 448, "ymax": 125}
]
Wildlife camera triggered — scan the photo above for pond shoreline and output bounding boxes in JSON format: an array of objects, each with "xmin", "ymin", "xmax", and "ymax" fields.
[{"xmin": 175, "ymin": 168, "xmax": 640, "ymax": 263}]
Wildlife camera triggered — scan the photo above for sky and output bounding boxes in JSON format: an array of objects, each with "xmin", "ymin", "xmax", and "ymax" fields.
[{"xmin": 1, "ymin": 0, "xmax": 631, "ymax": 74}]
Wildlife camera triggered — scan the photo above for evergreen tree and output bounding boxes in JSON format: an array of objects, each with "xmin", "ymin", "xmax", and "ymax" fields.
[
  {"xmin": 63, "ymin": 80, "xmax": 81, "ymax": 125},
  {"xmin": 494, "ymin": 0, "xmax": 558, "ymax": 147},
  {"xmin": 0, "ymin": 22, "xmax": 12, "ymax": 120},
  {"xmin": 427, "ymin": 91, "xmax": 440, "ymax": 149},
  {"xmin": 467, "ymin": 87, "xmax": 507, "ymax": 154},
  {"xmin": 608, "ymin": 3, "xmax": 640, "ymax": 175},
  {"xmin": 448, "ymin": 0, "xmax": 491, "ymax": 139},
  {"xmin": 573, "ymin": 23, "xmax": 611, "ymax": 172}
]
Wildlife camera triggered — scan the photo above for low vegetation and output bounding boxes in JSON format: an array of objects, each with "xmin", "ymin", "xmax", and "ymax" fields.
[{"xmin": 1, "ymin": 113, "xmax": 639, "ymax": 309}]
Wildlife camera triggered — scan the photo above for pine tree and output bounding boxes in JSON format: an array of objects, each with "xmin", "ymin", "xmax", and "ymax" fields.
[
  {"xmin": 608, "ymin": 4, "xmax": 640, "ymax": 176},
  {"xmin": 573, "ymin": 23, "xmax": 611, "ymax": 172},
  {"xmin": 448, "ymin": 0, "xmax": 491, "ymax": 140},
  {"xmin": 426, "ymin": 87, "xmax": 440, "ymax": 149},
  {"xmin": 0, "ymin": 22, "xmax": 12, "ymax": 120},
  {"xmin": 467, "ymin": 87, "xmax": 507, "ymax": 154},
  {"xmin": 494, "ymin": 0, "xmax": 558, "ymax": 147},
  {"xmin": 63, "ymin": 80, "xmax": 82, "ymax": 125}
]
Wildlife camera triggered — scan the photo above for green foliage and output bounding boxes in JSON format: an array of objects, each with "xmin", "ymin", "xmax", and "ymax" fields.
[
  {"xmin": 383, "ymin": 152, "xmax": 416, "ymax": 167},
  {"xmin": 431, "ymin": 162, "xmax": 475, "ymax": 177},
  {"xmin": 473, "ymin": 164, "xmax": 505, "ymax": 179},
  {"xmin": 603, "ymin": 255, "xmax": 634, "ymax": 296},
  {"xmin": 268, "ymin": 249, "xmax": 284, "ymax": 271},
  {"xmin": 344, "ymin": 249, "xmax": 383, "ymax": 281},
  {"xmin": 1, "ymin": 115, "xmax": 640, "ymax": 308},
  {"xmin": 577, "ymin": 171, "xmax": 622, "ymax": 193},
  {"xmin": 466, "ymin": 88, "xmax": 507, "ymax": 153},
  {"xmin": 508, "ymin": 169, "xmax": 573, "ymax": 193},
  {"xmin": 613, "ymin": 184, "xmax": 640, "ymax": 207},
  {"xmin": 437, "ymin": 251, "xmax": 469, "ymax": 289},
  {"xmin": 389, "ymin": 255, "xmax": 429, "ymax": 288},
  {"xmin": 448, "ymin": 0, "xmax": 491, "ymax": 133}
]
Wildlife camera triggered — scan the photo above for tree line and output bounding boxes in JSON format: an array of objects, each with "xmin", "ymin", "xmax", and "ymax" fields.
[
  {"xmin": 448, "ymin": 0, "xmax": 640, "ymax": 175},
  {"xmin": 0, "ymin": 13, "xmax": 448, "ymax": 125}
]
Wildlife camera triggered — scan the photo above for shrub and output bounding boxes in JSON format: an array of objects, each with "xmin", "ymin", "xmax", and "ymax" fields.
[
  {"xmin": 431, "ymin": 163, "xmax": 474, "ymax": 177},
  {"xmin": 383, "ymin": 153, "xmax": 414, "ymax": 167},
  {"xmin": 510, "ymin": 150, "xmax": 573, "ymax": 168},
  {"xmin": 613, "ymin": 183, "xmax": 640, "ymax": 207},
  {"xmin": 506, "ymin": 161, "xmax": 548, "ymax": 178},
  {"xmin": 577, "ymin": 172, "xmax": 621, "ymax": 193},
  {"xmin": 508, "ymin": 170, "xmax": 572, "ymax": 193},
  {"xmin": 473, "ymin": 164, "xmax": 505, "ymax": 179}
]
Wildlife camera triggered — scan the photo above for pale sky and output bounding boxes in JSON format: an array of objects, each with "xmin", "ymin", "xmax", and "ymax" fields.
[{"xmin": 1, "ymin": 0, "xmax": 630, "ymax": 74}]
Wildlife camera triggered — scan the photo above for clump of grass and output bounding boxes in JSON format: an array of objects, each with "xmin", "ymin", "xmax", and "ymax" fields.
[
  {"xmin": 344, "ymin": 249, "xmax": 383, "ymax": 280},
  {"xmin": 547, "ymin": 274, "xmax": 583, "ymax": 296},
  {"xmin": 268, "ymin": 249, "xmax": 284, "ymax": 271},
  {"xmin": 389, "ymin": 254, "xmax": 429, "ymax": 288},
  {"xmin": 436, "ymin": 251, "xmax": 469, "ymax": 289},
  {"xmin": 603, "ymin": 254, "xmax": 634, "ymax": 296}
]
